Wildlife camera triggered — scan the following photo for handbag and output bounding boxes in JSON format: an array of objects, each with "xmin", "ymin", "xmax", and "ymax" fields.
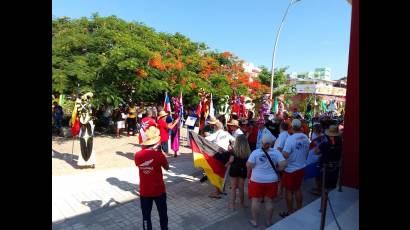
[{"xmin": 261, "ymin": 148, "xmax": 280, "ymax": 180}]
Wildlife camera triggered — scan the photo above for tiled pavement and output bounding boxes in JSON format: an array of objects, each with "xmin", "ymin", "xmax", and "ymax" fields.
[
  {"xmin": 53, "ymin": 166, "xmax": 317, "ymax": 230},
  {"xmin": 52, "ymin": 128, "xmax": 318, "ymax": 230}
]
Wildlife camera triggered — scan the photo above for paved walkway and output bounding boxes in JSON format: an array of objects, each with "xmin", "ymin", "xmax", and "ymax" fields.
[{"xmin": 52, "ymin": 127, "xmax": 318, "ymax": 229}]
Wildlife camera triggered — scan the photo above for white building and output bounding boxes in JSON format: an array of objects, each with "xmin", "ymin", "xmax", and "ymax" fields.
[
  {"xmin": 242, "ymin": 63, "xmax": 261, "ymax": 82},
  {"xmin": 289, "ymin": 67, "xmax": 331, "ymax": 81}
]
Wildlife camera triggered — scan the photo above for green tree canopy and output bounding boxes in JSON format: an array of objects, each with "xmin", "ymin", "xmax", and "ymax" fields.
[{"xmin": 53, "ymin": 14, "xmax": 270, "ymax": 109}]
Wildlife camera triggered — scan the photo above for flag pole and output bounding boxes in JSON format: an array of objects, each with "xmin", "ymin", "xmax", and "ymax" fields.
[
  {"xmin": 71, "ymin": 135, "xmax": 75, "ymax": 161},
  {"xmin": 72, "ymin": 83, "xmax": 80, "ymax": 161}
]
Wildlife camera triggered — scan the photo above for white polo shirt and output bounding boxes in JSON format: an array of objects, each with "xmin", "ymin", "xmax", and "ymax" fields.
[
  {"xmin": 283, "ymin": 132, "xmax": 310, "ymax": 173},
  {"xmin": 247, "ymin": 148, "xmax": 285, "ymax": 183}
]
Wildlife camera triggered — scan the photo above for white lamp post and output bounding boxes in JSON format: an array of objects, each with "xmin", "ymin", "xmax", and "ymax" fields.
[{"xmin": 270, "ymin": 0, "xmax": 301, "ymax": 101}]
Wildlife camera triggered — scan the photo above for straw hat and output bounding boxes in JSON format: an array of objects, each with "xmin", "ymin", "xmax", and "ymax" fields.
[
  {"xmin": 325, "ymin": 125, "xmax": 341, "ymax": 137},
  {"xmin": 208, "ymin": 117, "xmax": 218, "ymax": 125},
  {"xmin": 158, "ymin": 110, "xmax": 168, "ymax": 118},
  {"xmin": 227, "ymin": 119, "xmax": 240, "ymax": 127},
  {"xmin": 141, "ymin": 126, "xmax": 161, "ymax": 146}
]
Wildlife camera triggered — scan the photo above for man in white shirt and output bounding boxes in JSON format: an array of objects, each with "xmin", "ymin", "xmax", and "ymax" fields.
[
  {"xmin": 273, "ymin": 122, "xmax": 289, "ymax": 153},
  {"xmin": 256, "ymin": 119, "xmax": 276, "ymax": 149},
  {"xmin": 204, "ymin": 121, "xmax": 235, "ymax": 199},
  {"xmin": 246, "ymin": 134, "xmax": 287, "ymax": 227},
  {"xmin": 205, "ymin": 121, "xmax": 235, "ymax": 152},
  {"xmin": 273, "ymin": 121, "xmax": 290, "ymax": 198},
  {"xmin": 227, "ymin": 119, "xmax": 244, "ymax": 138},
  {"xmin": 279, "ymin": 119, "xmax": 310, "ymax": 218}
]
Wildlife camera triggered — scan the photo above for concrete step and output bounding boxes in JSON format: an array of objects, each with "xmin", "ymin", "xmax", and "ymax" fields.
[{"xmin": 267, "ymin": 186, "xmax": 358, "ymax": 230}]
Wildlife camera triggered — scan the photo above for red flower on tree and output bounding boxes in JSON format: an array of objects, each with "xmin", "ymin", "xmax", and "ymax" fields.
[
  {"xmin": 175, "ymin": 61, "xmax": 184, "ymax": 70},
  {"xmin": 222, "ymin": 51, "xmax": 232, "ymax": 58},
  {"xmin": 135, "ymin": 69, "xmax": 148, "ymax": 78},
  {"xmin": 148, "ymin": 53, "xmax": 165, "ymax": 71}
]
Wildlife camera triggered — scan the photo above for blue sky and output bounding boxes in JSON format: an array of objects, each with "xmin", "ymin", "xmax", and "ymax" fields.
[{"xmin": 52, "ymin": 0, "xmax": 351, "ymax": 80}]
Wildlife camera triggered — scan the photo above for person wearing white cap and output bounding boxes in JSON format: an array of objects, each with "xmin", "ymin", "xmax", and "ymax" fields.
[
  {"xmin": 279, "ymin": 119, "xmax": 310, "ymax": 218},
  {"xmin": 246, "ymin": 134, "xmax": 287, "ymax": 227}
]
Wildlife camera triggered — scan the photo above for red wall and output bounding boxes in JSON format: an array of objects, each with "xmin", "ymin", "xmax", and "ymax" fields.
[{"xmin": 341, "ymin": 0, "xmax": 359, "ymax": 188}]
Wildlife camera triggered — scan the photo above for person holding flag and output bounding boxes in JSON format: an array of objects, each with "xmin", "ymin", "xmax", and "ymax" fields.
[
  {"xmin": 157, "ymin": 111, "xmax": 180, "ymax": 155},
  {"xmin": 170, "ymin": 92, "xmax": 183, "ymax": 157}
]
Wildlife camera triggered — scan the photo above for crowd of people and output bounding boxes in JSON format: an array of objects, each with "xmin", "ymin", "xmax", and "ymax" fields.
[
  {"xmin": 133, "ymin": 104, "xmax": 344, "ymax": 229},
  {"xmin": 53, "ymin": 94, "xmax": 344, "ymax": 229}
]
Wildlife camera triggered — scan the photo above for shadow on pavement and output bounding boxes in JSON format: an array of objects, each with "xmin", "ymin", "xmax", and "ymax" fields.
[
  {"xmin": 81, "ymin": 198, "xmax": 121, "ymax": 212},
  {"xmin": 81, "ymin": 200, "xmax": 103, "ymax": 211},
  {"xmin": 106, "ymin": 177, "xmax": 139, "ymax": 196},
  {"xmin": 115, "ymin": 151, "xmax": 135, "ymax": 161},
  {"xmin": 52, "ymin": 149, "xmax": 81, "ymax": 169}
]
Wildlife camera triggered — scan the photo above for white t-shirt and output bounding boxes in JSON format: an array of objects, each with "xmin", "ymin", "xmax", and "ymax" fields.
[
  {"xmin": 232, "ymin": 128, "xmax": 244, "ymax": 138},
  {"xmin": 256, "ymin": 128, "xmax": 276, "ymax": 149},
  {"xmin": 205, "ymin": 129, "xmax": 235, "ymax": 151},
  {"xmin": 274, "ymin": 130, "xmax": 289, "ymax": 151},
  {"xmin": 247, "ymin": 148, "xmax": 285, "ymax": 183},
  {"xmin": 283, "ymin": 132, "xmax": 310, "ymax": 173}
]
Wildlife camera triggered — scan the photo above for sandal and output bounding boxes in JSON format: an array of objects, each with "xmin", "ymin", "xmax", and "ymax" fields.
[
  {"xmin": 208, "ymin": 193, "xmax": 222, "ymax": 199},
  {"xmin": 279, "ymin": 211, "xmax": 291, "ymax": 218},
  {"xmin": 249, "ymin": 220, "xmax": 258, "ymax": 228}
]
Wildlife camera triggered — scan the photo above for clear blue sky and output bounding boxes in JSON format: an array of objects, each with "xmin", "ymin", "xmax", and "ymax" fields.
[{"xmin": 52, "ymin": 0, "xmax": 351, "ymax": 80}]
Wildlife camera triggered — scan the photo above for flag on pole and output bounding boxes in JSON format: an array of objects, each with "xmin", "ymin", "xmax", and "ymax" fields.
[
  {"xmin": 196, "ymin": 100, "xmax": 202, "ymax": 119},
  {"xmin": 71, "ymin": 105, "xmax": 80, "ymax": 137},
  {"xmin": 304, "ymin": 136, "xmax": 328, "ymax": 179},
  {"xmin": 163, "ymin": 92, "xmax": 173, "ymax": 151},
  {"xmin": 189, "ymin": 131, "xmax": 227, "ymax": 190},
  {"xmin": 163, "ymin": 92, "xmax": 171, "ymax": 113},
  {"xmin": 179, "ymin": 91, "xmax": 184, "ymax": 121},
  {"xmin": 171, "ymin": 92, "xmax": 183, "ymax": 153},
  {"xmin": 272, "ymin": 97, "xmax": 279, "ymax": 114},
  {"xmin": 209, "ymin": 93, "xmax": 215, "ymax": 118},
  {"xmin": 321, "ymin": 100, "xmax": 328, "ymax": 113},
  {"xmin": 59, "ymin": 94, "xmax": 65, "ymax": 106}
]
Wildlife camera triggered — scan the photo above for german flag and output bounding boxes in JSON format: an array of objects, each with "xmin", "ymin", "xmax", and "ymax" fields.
[{"xmin": 189, "ymin": 131, "xmax": 227, "ymax": 191}]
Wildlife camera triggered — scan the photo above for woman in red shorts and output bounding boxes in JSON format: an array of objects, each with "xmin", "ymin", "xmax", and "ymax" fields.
[{"xmin": 246, "ymin": 134, "xmax": 287, "ymax": 228}]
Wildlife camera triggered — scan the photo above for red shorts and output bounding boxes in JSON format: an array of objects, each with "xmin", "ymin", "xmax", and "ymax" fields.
[
  {"xmin": 248, "ymin": 180, "xmax": 278, "ymax": 199},
  {"xmin": 282, "ymin": 168, "xmax": 305, "ymax": 191}
]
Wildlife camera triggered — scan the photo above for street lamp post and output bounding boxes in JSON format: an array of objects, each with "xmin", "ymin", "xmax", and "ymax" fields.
[{"xmin": 270, "ymin": 0, "xmax": 301, "ymax": 101}]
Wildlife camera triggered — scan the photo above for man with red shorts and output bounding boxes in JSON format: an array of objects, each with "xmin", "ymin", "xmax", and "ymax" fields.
[
  {"xmin": 280, "ymin": 119, "xmax": 310, "ymax": 218},
  {"xmin": 246, "ymin": 134, "xmax": 287, "ymax": 227}
]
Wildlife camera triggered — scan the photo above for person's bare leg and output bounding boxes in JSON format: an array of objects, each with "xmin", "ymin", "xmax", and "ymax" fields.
[
  {"xmin": 286, "ymin": 190, "xmax": 294, "ymax": 213},
  {"xmin": 295, "ymin": 188, "xmax": 303, "ymax": 211},
  {"xmin": 264, "ymin": 197, "xmax": 274, "ymax": 226},
  {"xmin": 251, "ymin": 198, "xmax": 261, "ymax": 226},
  {"xmin": 238, "ymin": 178, "xmax": 247, "ymax": 208},
  {"xmin": 229, "ymin": 177, "xmax": 238, "ymax": 210}
]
